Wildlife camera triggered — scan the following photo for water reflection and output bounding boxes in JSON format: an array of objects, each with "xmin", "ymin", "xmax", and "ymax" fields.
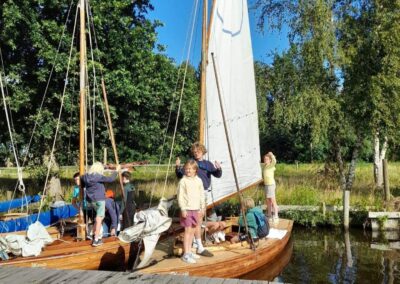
[
  {"xmin": 241, "ymin": 240, "xmax": 293, "ymax": 281},
  {"xmin": 241, "ymin": 227, "xmax": 400, "ymax": 283}
]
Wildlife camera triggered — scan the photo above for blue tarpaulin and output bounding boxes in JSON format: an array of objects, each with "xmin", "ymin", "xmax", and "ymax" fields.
[
  {"xmin": 0, "ymin": 195, "xmax": 41, "ymax": 213},
  {"xmin": 0, "ymin": 205, "xmax": 78, "ymax": 233}
]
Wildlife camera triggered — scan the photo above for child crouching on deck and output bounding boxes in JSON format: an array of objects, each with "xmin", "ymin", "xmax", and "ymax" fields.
[{"xmin": 177, "ymin": 160, "xmax": 205, "ymax": 264}]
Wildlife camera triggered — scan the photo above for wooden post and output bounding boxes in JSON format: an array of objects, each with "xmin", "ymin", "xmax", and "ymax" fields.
[{"xmin": 383, "ymin": 159, "xmax": 390, "ymax": 202}]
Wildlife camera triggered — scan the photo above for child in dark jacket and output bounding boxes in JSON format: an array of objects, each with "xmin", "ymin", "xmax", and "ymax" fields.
[
  {"xmin": 121, "ymin": 171, "xmax": 136, "ymax": 229},
  {"xmin": 82, "ymin": 162, "xmax": 119, "ymax": 246}
]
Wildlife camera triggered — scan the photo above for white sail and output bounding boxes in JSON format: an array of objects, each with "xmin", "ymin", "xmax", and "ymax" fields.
[{"xmin": 205, "ymin": 0, "xmax": 262, "ymax": 205}]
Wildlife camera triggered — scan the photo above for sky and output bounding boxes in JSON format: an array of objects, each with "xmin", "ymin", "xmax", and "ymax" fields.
[{"xmin": 147, "ymin": 0, "xmax": 289, "ymax": 66}]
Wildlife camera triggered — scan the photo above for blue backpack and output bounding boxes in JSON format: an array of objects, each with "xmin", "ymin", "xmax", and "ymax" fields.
[{"xmin": 253, "ymin": 211, "xmax": 270, "ymax": 238}]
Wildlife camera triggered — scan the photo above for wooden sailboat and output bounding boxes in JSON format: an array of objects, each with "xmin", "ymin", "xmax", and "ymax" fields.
[
  {"xmin": 137, "ymin": 0, "xmax": 293, "ymax": 278},
  {"xmin": 0, "ymin": 0, "xmax": 133, "ymax": 270}
]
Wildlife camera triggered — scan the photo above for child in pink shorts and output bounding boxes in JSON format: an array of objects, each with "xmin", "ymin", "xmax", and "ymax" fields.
[{"xmin": 177, "ymin": 160, "xmax": 205, "ymax": 264}]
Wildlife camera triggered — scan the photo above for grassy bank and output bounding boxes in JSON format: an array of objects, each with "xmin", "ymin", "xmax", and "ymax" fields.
[{"xmin": 1, "ymin": 162, "xmax": 399, "ymax": 226}]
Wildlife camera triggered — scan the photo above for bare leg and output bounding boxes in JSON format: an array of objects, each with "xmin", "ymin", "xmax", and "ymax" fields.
[
  {"xmin": 188, "ymin": 226, "xmax": 195, "ymax": 253},
  {"xmin": 194, "ymin": 211, "xmax": 204, "ymax": 251},
  {"xmin": 194, "ymin": 211, "xmax": 203, "ymax": 239},
  {"xmin": 271, "ymin": 197, "xmax": 279, "ymax": 218},
  {"xmin": 94, "ymin": 216, "xmax": 104, "ymax": 239},
  {"xmin": 183, "ymin": 227, "xmax": 192, "ymax": 254},
  {"xmin": 267, "ymin": 198, "xmax": 272, "ymax": 217}
]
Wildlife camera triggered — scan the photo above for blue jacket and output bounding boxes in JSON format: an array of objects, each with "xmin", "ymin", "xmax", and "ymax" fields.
[
  {"xmin": 82, "ymin": 172, "xmax": 117, "ymax": 202},
  {"xmin": 176, "ymin": 160, "xmax": 222, "ymax": 190}
]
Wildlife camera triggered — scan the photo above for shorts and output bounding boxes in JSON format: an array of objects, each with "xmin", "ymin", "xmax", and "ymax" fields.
[
  {"xmin": 264, "ymin": 184, "xmax": 276, "ymax": 198},
  {"xmin": 180, "ymin": 210, "xmax": 199, "ymax": 228},
  {"xmin": 89, "ymin": 201, "xmax": 106, "ymax": 218}
]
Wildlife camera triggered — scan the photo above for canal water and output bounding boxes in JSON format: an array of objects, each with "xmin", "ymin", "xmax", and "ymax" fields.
[{"xmin": 241, "ymin": 226, "xmax": 400, "ymax": 283}]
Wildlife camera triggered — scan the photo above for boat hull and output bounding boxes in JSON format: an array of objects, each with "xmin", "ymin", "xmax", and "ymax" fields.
[
  {"xmin": 140, "ymin": 219, "xmax": 293, "ymax": 278},
  {"xmin": 0, "ymin": 237, "xmax": 134, "ymax": 270}
]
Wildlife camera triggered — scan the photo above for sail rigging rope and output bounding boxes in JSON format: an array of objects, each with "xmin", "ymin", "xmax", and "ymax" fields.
[
  {"xmin": 0, "ymin": 49, "xmax": 29, "ymax": 221},
  {"xmin": 36, "ymin": 3, "xmax": 79, "ymax": 220},
  {"xmin": 0, "ymin": 61, "xmax": 25, "ymax": 194},
  {"xmin": 0, "ymin": 1, "xmax": 74, "ymax": 216},
  {"xmin": 2, "ymin": 1, "xmax": 75, "ymax": 219},
  {"xmin": 86, "ymin": 1, "xmax": 112, "ymax": 141},
  {"xmin": 86, "ymin": 1, "xmax": 100, "ymax": 163},
  {"xmin": 160, "ymin": 0, "xmax": 200, "ymax": 200},
  {"xmin": 86, "ymin": 0, "xmax": 114, "ymax": 143},
  {"xmin": 147, "ymin": 0, "xmax": 200, "ymax": 208},
  {"xmin": 0, "ymin": 48, "xmax": 19, "ymax": 160},
  {"xmin": 21, "ymin": 0, "xmax": 75, "ymax": 169}
]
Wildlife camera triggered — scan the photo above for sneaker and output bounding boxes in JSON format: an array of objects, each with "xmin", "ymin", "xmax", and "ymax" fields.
[
  {"xmin": 190, "ymin": 252, "xmax": 200, "ymax": 259},
  {"xmin": 181, "ymin": 254, "xmax": 196, "ymax": 264},
  {"xmin": 273, "ymin": 217, "xmax": 279, "ymax": 224},
  {"xmin": 92, "ymin": 239, "xmax": 103, "ymax": 247},
  {"xmin": 197, "ymin": 249, "xmax": 213, "ymax": 257},
  {"xmin": 212, "ymin": 233, "xmax": 220, "ymax": 244},
  {"xmin": 217, "ymin": 231, "xmax": 226, "ymax": 242}
]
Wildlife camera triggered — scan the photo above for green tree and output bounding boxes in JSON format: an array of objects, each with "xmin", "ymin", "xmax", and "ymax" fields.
[{"xmin": 0, "ymin": 0, "xmax": 200, "ymax": 167}]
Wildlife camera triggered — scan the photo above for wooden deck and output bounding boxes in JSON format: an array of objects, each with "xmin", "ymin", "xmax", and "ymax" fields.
[
  {"xmin": 139, "ymin": 219, "xmax": 293, "ymax": 279},
  {"xmin": 0, "ymin": 266, "xmax": 276, "ymax": 283}
]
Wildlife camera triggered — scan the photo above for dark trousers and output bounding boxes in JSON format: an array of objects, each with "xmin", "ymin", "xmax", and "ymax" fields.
[{"xmin": 123, "ymin": 191, "xmax": 136, "ymax": 229}]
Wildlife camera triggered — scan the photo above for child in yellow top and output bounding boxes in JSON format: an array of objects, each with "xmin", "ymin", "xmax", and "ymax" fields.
[
  {"xmin": 263, "ymin": 152, "xmax": 279, "ymax": 223},
  {"xmin": 177, "ymin": 160, "xmax": 205, "ymax": 264}
]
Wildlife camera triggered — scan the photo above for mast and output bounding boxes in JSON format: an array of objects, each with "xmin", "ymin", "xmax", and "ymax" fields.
[
  {"xmin": 77, "ymin": 0, "xmax": 87, "ymax": 240},
  {"xmin": 198, "ymin": 0, "xmax": 208, "ymax": 143},
  {"xmin": 206, "ymin": 0, "xmax": 217, "ymax": 53}
]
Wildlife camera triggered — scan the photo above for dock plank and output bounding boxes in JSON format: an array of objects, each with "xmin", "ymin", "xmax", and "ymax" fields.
[{"xmin": 0, "ymin": 266, "xmax": 273, "ymax": 284}]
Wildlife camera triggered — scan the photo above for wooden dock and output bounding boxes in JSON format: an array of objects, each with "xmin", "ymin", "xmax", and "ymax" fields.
[
  {"xmin": 368, "ymin": 211, "xmax": 400, "ymax": 230},
  {"xmin": 0, "ymin": 266, "xmax": 275, "ymax": 284}
]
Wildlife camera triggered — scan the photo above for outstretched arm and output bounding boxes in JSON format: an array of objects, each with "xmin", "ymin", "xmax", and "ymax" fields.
[
  {"xmin": 270, "ymin": 153, "xmax": 276, "ymax": 167},
  {"xmin": 98, "ymin": 172, "xmax": 117, "ymax": 183},
  {"xmin": 210, "ymin": 161, "xmax": 222, "ymax": 178}
]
